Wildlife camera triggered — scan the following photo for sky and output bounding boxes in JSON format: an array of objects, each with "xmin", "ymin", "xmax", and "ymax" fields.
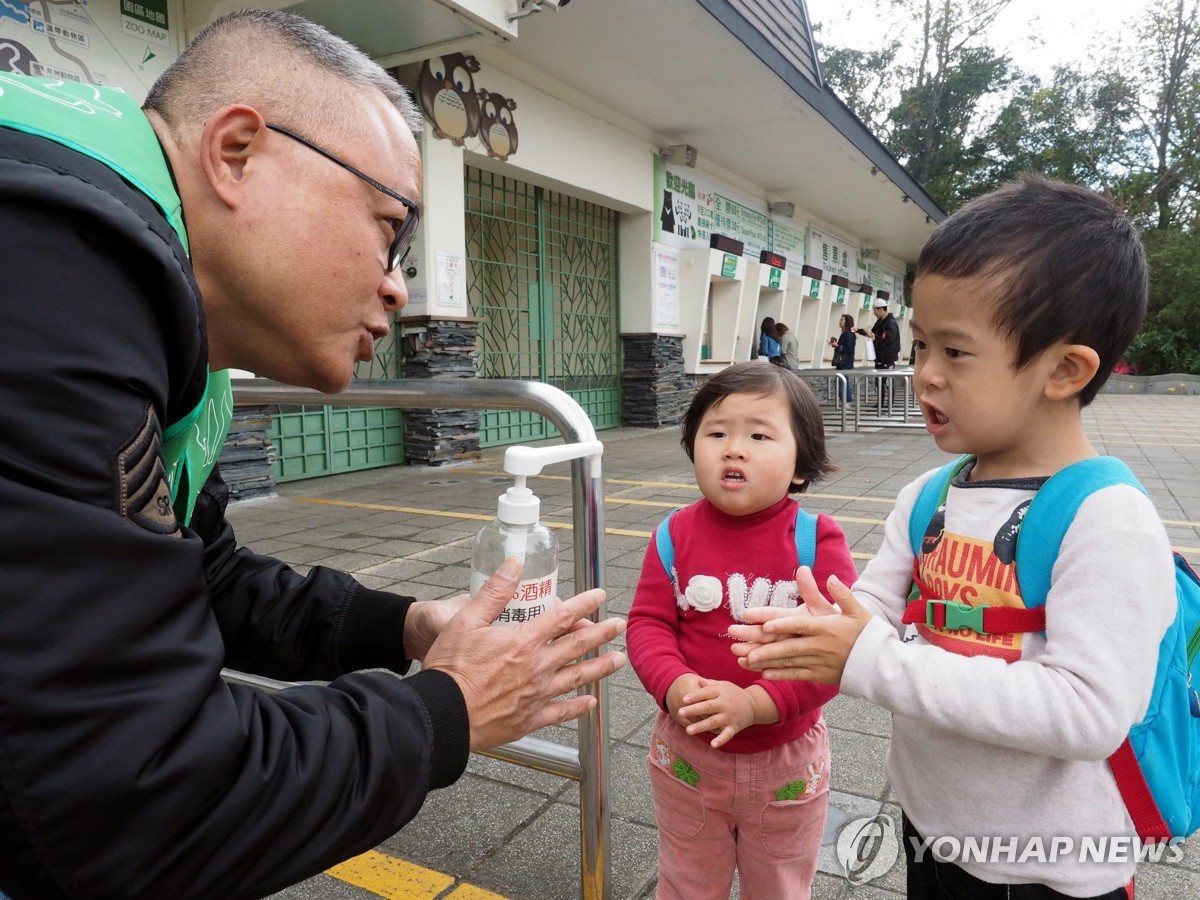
[{"xmin": 803, "ymin": 0, "xmax": 1154, "ymax": 80}]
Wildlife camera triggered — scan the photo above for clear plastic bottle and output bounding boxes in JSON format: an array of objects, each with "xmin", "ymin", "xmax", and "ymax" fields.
[{"xmin": 470, "ymin": 475, "xmax": 559, "ymax": 626}]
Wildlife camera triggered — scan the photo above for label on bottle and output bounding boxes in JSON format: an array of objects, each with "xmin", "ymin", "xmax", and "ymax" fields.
[{"xmin": 470, "ymin": 569, "xmax": 559, "ymax": 626}]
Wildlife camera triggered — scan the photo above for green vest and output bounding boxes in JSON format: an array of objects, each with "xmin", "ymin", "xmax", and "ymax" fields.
[{"xmin": 0, "ymin": 73, "xmax": 232, "ymax": 526}]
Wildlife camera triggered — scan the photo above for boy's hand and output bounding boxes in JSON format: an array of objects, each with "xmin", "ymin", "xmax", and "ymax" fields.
[
  {"xmin": 677, "ymin": 679, "xmax": 777, "ymax": 749},
  {"xmin": 727, "ymin": 566, "xmax": 837, "ymax": 645},
  {"xmin": 729, "ymin": 573, "xmax": 870, "ymax": 684},
  {"xmin": 666, "ymin": 672, "xmax": 706, "ymax": 727}
]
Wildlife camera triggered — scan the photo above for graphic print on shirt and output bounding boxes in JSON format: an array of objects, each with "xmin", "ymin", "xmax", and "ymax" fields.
[
  {"xmin": 673, "ymin": 570, "xmax": 799, "ymax": 622},
  {"xmin": 914, "ymin": 499, "xmax": 1031, "ymax": 661}
]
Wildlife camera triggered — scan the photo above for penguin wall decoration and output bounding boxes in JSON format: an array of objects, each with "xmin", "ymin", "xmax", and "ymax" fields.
[
  {"xmin": 417, "ymin": 53, "xmax": 482, "ymax": 145},
  {"xmin": 478, "ymin": 90, "xmax": 519, "ymax": 162}
]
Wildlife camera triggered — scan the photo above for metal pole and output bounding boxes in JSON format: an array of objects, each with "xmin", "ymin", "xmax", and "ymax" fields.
[{"xmin": 230, "ymin": 378, "xmax": 611, "ymax": 900}]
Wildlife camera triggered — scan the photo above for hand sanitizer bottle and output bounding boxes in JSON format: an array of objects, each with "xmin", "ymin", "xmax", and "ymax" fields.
[{"xmin": 470, "ymin": 474, "xmax": 559, "ymax": 626}]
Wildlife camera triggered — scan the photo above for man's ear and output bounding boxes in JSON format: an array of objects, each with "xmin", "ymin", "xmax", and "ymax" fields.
[
  {"xmin": 198, "ymin": 105, "xmax": 268, "ymax": 209},
  {"xmin": 1044, "ymin": 343, "xmax": 1101, "ymax": 401}
]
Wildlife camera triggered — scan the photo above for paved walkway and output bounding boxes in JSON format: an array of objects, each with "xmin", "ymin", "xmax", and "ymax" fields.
[{"xmin": 241, "ymin": 393, "xmax": 1200, "ymax": 899}]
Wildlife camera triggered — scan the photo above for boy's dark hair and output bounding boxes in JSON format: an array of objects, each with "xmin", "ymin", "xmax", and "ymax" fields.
[
  {"xmin": 916, "ymin": 173, "xmax": 1147, "ymax": 406},
  {"xmin": 680, "ymin": 362, "xmax": 835, "ymax": 493}
]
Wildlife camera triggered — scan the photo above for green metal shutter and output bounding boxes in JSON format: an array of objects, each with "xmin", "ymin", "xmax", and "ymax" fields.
[{"xmin": 465, "ymin": 167, "xmax": 621, "ymax": 447}]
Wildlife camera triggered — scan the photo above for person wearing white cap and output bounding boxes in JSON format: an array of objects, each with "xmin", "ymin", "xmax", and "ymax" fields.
[{"xmin": 857, "ymin": 298, "xmax": 901, "ymax": 369}]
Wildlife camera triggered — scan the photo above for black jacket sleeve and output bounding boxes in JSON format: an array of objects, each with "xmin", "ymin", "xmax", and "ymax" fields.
[
  {"xmin": 193, "ymin": 468, "xmax": 419, "ymax": 680},
  {"xmin": 0, "ymin": 129, "xmax": 469, "ymax": 900}
]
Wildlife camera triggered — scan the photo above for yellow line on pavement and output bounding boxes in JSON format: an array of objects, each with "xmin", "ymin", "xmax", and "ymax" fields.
[
  {"xmin": 290, "ymin": 495, "xmax": 1200, "ymax": 560},
  {"xmin": 444, "ymin": 886, "xmax": 510, "ymax": 899},
  {"xmin": 474, "ymin": 470, "xmax": 902, "ymax": 504},
  {"xmin": 326, "ymin": 849, "xmax": 455, "ymax": 899}
]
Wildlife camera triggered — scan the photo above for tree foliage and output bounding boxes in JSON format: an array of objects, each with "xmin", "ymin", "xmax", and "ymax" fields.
[{"xmin": 818, "ymin": 0, "xmax": 1200, "ymax": 374}]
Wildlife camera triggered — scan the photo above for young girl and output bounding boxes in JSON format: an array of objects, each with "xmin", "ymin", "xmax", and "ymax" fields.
[
  {"xmin": 627, "ymin": 362, "xmax": 857, "ymax": 900},
  {"xmin": 827, "ymin": 313, "xmax": 857, "ymax": 403}
]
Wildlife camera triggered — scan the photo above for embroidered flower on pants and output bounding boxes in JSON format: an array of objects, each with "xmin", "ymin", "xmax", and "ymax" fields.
[{"xmin": 683, "ymin": 574, "xmax": 723, "ymax": 612}]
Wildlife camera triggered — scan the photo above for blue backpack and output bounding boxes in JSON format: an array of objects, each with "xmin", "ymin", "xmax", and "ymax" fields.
[
  {"xmin": 656, "ymin": 505, "xmax": 817, "ymax": 583},
  {"xmin": 906, "ymin": 454, "xmax": 1200, "ymax": 842}
]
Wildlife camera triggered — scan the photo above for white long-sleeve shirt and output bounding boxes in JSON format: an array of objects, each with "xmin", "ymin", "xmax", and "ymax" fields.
[{"xmin": 843, "ymin": 462, "xmax": 1176, "ymax": 895}]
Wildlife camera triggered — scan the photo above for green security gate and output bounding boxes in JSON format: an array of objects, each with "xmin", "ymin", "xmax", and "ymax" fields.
[
  {"xmin": 465, "ymin": 167, "xmax": 621, "ymax": 446},
  {"xmin": 268, "ymin": 403, "xmax": 405, "ymax": 482},
  {"xmin": 267, "ymin": 331, "xmax": 406, "ymax": 483}
]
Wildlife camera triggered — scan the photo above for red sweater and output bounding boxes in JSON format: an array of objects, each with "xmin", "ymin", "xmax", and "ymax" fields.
[{"xmin": 627, "ymin": 496, "xmax": 855, "ymax": 753}]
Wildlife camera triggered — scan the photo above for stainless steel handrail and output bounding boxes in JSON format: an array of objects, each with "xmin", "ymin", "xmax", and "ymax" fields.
[
  {"xmin": 227, "ymin": 377, "xmax": 611, "ymax": 900},
  {"xmin": 850, "ymin": 368, "xmax": 923, "ymax": 430},
  {"xmin": 787, "ymin": 367, "xmax": 922, "ymax": 432},
  {"xmin": 786, "ymin": 368, "xmax": 849, "ymax": 431}
]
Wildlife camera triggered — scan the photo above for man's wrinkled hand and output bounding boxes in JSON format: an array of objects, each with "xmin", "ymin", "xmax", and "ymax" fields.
[
  {"xmin": 421, "ymin": 558, "xmax": 627, "ymax": 751},
  {"xmin": 403, "ymin": 595, "xmax": 469, "ymax": 663}
]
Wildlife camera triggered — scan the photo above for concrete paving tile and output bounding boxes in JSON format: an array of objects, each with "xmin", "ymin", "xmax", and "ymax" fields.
[
  {"xmin": 468, "ymin": 801, "xmax": 660, "ymax": 900},
  {"xmin": 824, "ymin": 694, "xmax": 893, "ymax": 739},
  {"xmin": 379, "ymin": 772, "xmax": 553, "ymax": 875}
]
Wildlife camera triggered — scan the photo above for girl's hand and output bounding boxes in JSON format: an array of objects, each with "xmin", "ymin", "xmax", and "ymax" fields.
[
  {"xmin": 666, "ymin": 672, "xmax": 706, "ymax": 727},
  {"xmin": 677, "ymin": 679, "xmax": 778, "ymax": 748}
]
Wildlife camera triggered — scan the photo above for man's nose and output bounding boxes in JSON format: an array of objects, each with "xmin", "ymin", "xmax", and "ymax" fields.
[{"xmin": 380, "ymin": 267, "xmax": 409, "ymax": 313}]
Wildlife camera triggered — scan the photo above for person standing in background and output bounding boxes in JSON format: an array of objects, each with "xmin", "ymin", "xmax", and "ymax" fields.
[
  {"xmin": 857, "ymin": 299, "xmax": 900, "ymax": 369},
  {"xmin": 777, "ymin": 322, "xmax": 802, "ymax": 370},
  {"xmin": 828, "ymin": 313, "xmax": 857, "ymax": 403},
  {"xmin": 758, "ymin": 316, "xmax": 783, "ymax": 364}
]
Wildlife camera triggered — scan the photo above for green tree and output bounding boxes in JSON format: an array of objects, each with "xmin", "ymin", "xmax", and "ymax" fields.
[
  {"xmin": 982, "ymin": 67, "xmax": 1137, "ymax": 195},
  {"xmin": 819, "ymin": 0, "xmax": 1018, "ymax": 209},
  {"xmin": 1108, "ymin": 0, "xmax": 1200, "ymax": 229},
  {"xmin": 1126, "ymin": 228, "xmax": 1200, "ymax": 375},
  {"xmin": 816, "ymin": 0, "xmax": 1200, "ymax": 373}
]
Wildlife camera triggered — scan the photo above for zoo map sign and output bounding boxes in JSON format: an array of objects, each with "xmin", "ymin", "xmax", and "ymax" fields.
[{"xmin": 0, "ymin": 0, "xmax": 181, "ymax": 100}]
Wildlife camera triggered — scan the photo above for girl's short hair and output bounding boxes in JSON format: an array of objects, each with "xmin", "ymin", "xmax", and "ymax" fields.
[{"xmin": 680, "ymin": 362, "xmax": 836, "ymax": 493}]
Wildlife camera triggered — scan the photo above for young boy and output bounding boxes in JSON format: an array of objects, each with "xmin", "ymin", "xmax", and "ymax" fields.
[{"xmin": 730, "ymin": 174, "xmax": 1177, "ymax": 899}]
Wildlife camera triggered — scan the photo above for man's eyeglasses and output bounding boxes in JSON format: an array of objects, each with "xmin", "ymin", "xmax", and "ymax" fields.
[{"xmin": 265, "ymin": 123, "xmax": 420, "ymax": 272}]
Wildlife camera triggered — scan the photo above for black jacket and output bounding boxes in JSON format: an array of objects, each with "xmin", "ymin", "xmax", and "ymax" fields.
[
  {"xmin": 0, "ymin": 126, "xmax": 469, "ymax": 899},
  {"xmin": 870, "ymin": 314, "xmax": 901, "ymax": 367}
]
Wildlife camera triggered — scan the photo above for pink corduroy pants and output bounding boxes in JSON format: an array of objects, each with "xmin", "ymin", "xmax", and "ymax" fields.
[{"xmin": 648, "ymin": 710, "xmax": 830, "ymax": 900}]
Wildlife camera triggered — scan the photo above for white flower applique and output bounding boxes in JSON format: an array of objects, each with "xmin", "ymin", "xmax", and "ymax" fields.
[{"xmin": 681, "ymin": 574, "xmax": 723, "ymax": 612}]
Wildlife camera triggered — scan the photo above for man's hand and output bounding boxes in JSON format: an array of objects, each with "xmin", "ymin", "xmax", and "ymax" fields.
[
  {"xmin": 677, "ymin": 679, "xmax": 778, "ymax": 749},
  {"xmin": 729, "ymin": 572, "xmax": 871, "ymax": 684},
  {"xmin": 403, "ymin": 595, "xmax": 469, "ymax": 663},
  {"xmin": 421, "ymin": 558, "xmax": 627, "ymax": 752}
]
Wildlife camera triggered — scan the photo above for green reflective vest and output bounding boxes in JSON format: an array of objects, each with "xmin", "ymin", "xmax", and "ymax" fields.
[{"xmin": 0, "ymin": 73, "xmax": 232, "ymax": 526}]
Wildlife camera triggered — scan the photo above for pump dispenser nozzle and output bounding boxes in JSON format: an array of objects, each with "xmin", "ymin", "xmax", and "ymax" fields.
[{"xmin": 497, "ymin": 474, "xmax": 541, "ymax": 526}]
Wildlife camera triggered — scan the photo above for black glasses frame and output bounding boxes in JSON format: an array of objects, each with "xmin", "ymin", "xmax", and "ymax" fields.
[{"xmin": 265, "ymin": 122, "xmax": 420, "ymax": 272}]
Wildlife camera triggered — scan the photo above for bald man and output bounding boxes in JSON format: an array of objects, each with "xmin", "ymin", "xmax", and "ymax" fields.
[{"xmin": 0, "ymin": 10, "xmax": 623, "ymax": 898}]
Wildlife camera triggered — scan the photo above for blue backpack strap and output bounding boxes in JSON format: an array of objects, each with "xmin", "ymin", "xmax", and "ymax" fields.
[
  {"xmin": 794, "ymin": 506, "xmax": 818, "ymax": 568},
  {"xmin": 655, "ymin": 509, "xmax": 681, "ymax": 584},
  {"xmin": 908, "ymin": 455, "xmax": 972, "ymax": 555},
  {"xmin": 1014, "ymin": 456, "xmax": 1145, "ymax": 609},
  {"xmin": 657, "ymin": 505, "xmax": 818, "ymax": 582}
]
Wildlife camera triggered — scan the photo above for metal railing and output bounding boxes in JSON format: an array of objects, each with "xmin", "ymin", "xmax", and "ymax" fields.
[
  {"xmin": 226, "ymin": 378, "xmax": 611, "ymax": 900},
  {"xmin": 848, "ymin": 367, "xmax": 924, "ymax": 430},
  {"xmin": 789, "ymin": 367, "xmax": 923, "ymax": 432}
]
